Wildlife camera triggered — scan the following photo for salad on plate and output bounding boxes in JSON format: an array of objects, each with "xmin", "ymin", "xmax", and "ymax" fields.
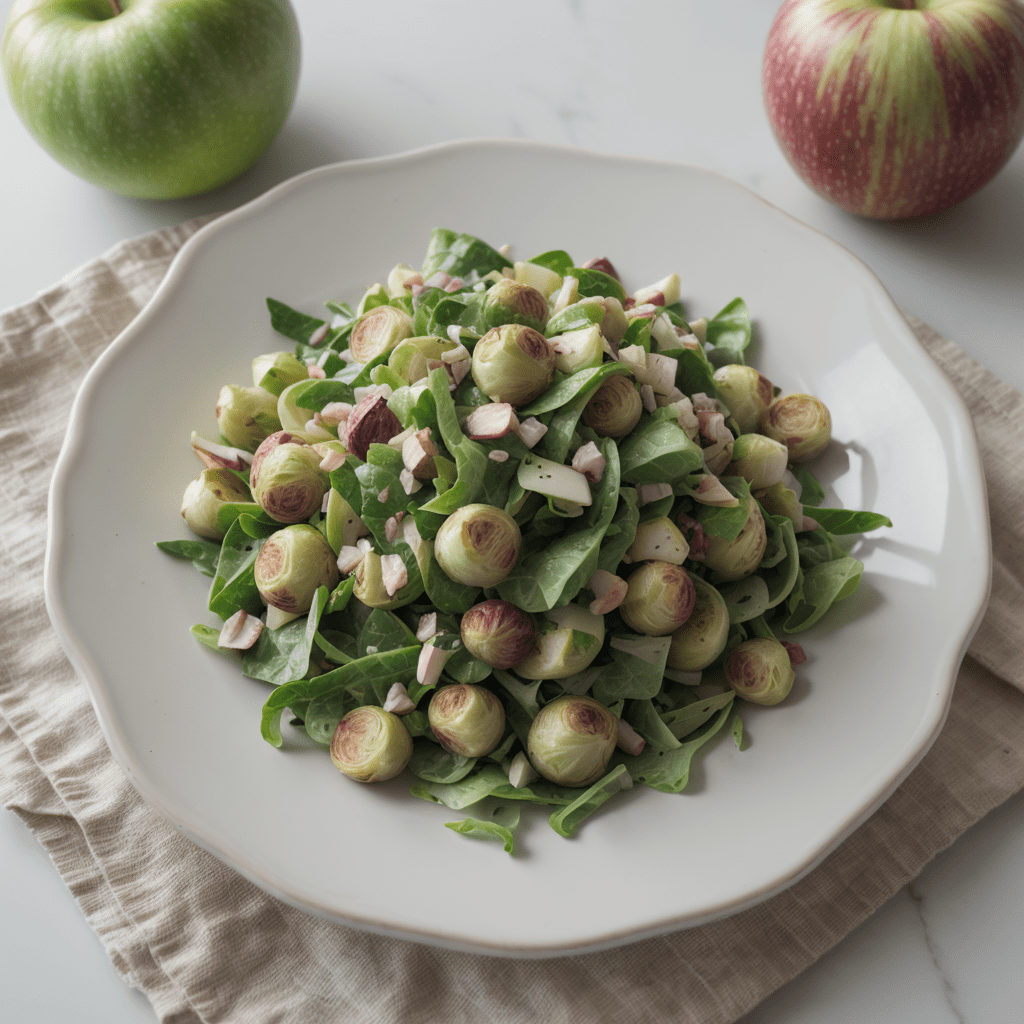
[{"xmin": 158, "ymin": 228, "xmax": 891, "ymax": 853}]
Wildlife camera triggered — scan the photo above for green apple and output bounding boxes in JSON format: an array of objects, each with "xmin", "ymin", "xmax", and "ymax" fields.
[{"xmin": 2, "ymin": 0, "xmax": 301, "ymax": 199}]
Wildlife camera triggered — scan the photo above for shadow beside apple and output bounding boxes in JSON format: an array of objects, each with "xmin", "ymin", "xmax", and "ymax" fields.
[
  {"xmin": 829, "ymin": 158, "xmax": 1024, "ymax": 301},
  {"xmin": 98, "ymin": 108, "xmax": 354, "ymax": 237}
]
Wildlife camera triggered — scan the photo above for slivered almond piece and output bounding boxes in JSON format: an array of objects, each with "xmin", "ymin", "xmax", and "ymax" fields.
[
  {"xmin": 616, "ymin": 719, "xmax": 646, "ymax": 756},
  {"xmin": 587, "ymin": 569, "xmax": 628, "ymax": 615},
  {"xmin": 637, "ymin": 482, "xmax": 673, "ymax": 505},
  {"xmin": 416, "ymin": 612, "xmax": 439, "ymax": 642},
  {"xmin": 464, "ymin": 402, "xmax": 519, "ymax": 440},
  {"xmin": 336, "ymin": 545, "xmax": 366, "ymax": 575},
  {"xmin": 508, "ymin": 751, "xmax": 539, "ymax": 789},
  {"xmin": 515, "ymin": 417, "xmax": 548, "ymax": 448},
  {"xmin": 381, "ymin": 553, "xmax": 408, "ymax": 597},
  {"xmin": 218, "ymin": 610, "xmax": 264, "ymax": 650},
  {"xmin": 383, "ymin": 682, "xmax": 416, "ymax": 715},
  {"xmin": 417, "ymin": 641, "xmax": 454, "ymax": 687},
  {"xmin": 572, "ymin": 441, "xmax": 606, "ymax": 483}
]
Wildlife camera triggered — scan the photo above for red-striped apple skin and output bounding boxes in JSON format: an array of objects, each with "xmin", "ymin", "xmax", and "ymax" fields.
[{"xmin": 763, "ymin": 0, "xmax": 1024, "ymax": 219}]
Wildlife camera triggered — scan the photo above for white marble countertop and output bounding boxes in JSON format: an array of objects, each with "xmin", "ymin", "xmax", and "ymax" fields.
[{"xmin": 2, "ymin": 2, "xmax": 1022, "ymax": 1021}]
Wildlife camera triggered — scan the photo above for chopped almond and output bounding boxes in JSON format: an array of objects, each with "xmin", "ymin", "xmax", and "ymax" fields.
[
  {"xmin": 572, "ymin": 441, "xmax": 606, "ymax": 483},
  {"xmin": 464, "ymin": 402, "xmax": 519, "ymax": 440},
  {"xmin": 218, "ymin": 610, "xmax": 264, "ymax": 650},
  {"xmin": 383, "ymin": 682, "xmax": 416, "ymax": 715},
  {"xmin": 380, "ymin": 554, "xmax": 408, "ymax": 596}
]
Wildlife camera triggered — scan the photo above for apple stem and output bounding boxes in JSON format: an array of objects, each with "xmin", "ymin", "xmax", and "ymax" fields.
[
  {"xmin": 108, "ymin": 0, "xmax": 122, "ymax": 14},
  {"xmin": 884, "ymin": 1, "xmax": 917, "ymax": 8}
]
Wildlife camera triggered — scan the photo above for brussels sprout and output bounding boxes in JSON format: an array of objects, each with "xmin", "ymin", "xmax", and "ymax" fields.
[
  {"xmin": 349, "ymin": 304, "xmax": 415, "ymax": 364},
  {"xmin": 725, "ymin": 433, "xmax": 789, "ymax": 490},
  {"xmin": 724, "ymin": 637, "xmax": 795, "ymax": 705},
  {"xmin": 180, "ymin": 468, "xmax": 251, "ymax": 540},
  {"xmin": 666, "ymin": 577, "xmax": 731, "ymax": 671},
  {"xmin": 703, "ymin": 493, "xmax": 767, "ymax": 581},
  {"xmin": 581, "ymin": 375, "xmax": 643, "ymax": 438},
  {"xmin": 253, "ymin": 524, "xmax": 340, "ymax": 614},
  {"xmin": 619, "ymin": 561, "xmax": 696, "ymax": 636},
  {"xmin": 515, "ymin": 603, "xmax": 606, "ymax": 680},
  {"xmin": 712, "ymin": 364, "xmax": 775, "ymax": 435},
  {"xmin": 471, "ymin": 324, "xmax": 556, "ymax": 406},
  {"xmin": 250, "ymin": 430, "xmax": 297, "ymax": 488},
  {"xmin": 252, "ymin": 351, "xmax": 310, "ymax": 397},
  {"xmin": 215, "ymin": 384, "xmax": 281, "ymax": 452},
  {"xmin": 434, "ymin": 504, "xmax": 522, "ymax": 588},
  {"xmin": 428, "ymin": 684, "xmax": 506, "ymax": 758},
  {"xmin": 252, "ymin": 442, "xmax": 330, "ymax": 523},
  {"xmin": 527, "ymin": 695, "xmax": 617, "ymax": 787},
  {"xmin": 754, "ymin": 481, "xmax": 804, "ymax": 526},
  {"xmin": 761, "ymin": 393, "xmax": 832, "ymax": 463},
  {"xmin": 460, "ymin": 599, "xmax": 537, "ymax": 669},
  {"xmin": 482, "ymin": 277, "xmax": 550, "ymax": 332},
  {"xmin": 627, "ymin": 517, "xmax": 690, "ymax": 565},
  {"xmin": 330, "ymin": 705, "xmax": 413, "ymax": 782}
]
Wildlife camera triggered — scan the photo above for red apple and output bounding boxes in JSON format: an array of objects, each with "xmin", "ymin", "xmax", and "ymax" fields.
[{"xmin": 763, "ymin": 0, "xmax": 1024, "ymax": 219}]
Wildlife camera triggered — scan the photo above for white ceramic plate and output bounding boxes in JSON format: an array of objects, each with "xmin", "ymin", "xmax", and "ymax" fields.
[{"xmin": 45, "ymin": 139, "xmax": 990, "ymax": 957}]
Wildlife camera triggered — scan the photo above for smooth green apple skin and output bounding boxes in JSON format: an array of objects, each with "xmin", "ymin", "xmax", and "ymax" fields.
[{"xmin": 2, "ymin": 0, "xmax": 301, "ymax": 199}]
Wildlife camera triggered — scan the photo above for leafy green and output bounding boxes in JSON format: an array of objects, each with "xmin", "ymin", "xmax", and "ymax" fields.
[
  {"xmin": 421, "ymin": 228, "xmax": 513, "ymax": 279},
  {"xmin": 571, "ymin": 266, "xmax": 626, "ymax": 303},
  {"xmin": 618, "ymin": 413, "xmax": 704, "ymax": 486},
  {"xmin": 518, "ymin": 362, "xmax": 630, "ymax": 418},
  {"xmin": 618, "ymin": 699, "xmax": 734, "ymax": 792},
  {"xmin": 408, "ymin": 741, "xmax": 477, "ymax": 784},
  {"xmin": 704, "ymin": 298, "xmax": 752, "ymax": 367},
  {"xmin": 789, "ymin": 464, "xmax": 825, "ymax": 507},
  {"xmin": 803, "ymin": 507, "xmax": 892, "ymax": 534},
  {"xmin": 592, "ymin": 635, "xmax": 672, "ymax": 703},
  {"xmin": 417, "ymin": 369, "xmax": 489, "ymax": 516},
  {"xmin": 496, "ymin": 439, "xmax": 621, "ymax": 612},
  {"xmin": 207, "ymin": 519, "xmax": 265, "ymax": 621},
  {"xmin": 548, "ymin": 765, "xmax": 631, "ymax": 838},
  {"xmin": 156, "ymin": 538, "xmax": 221, "ymax": 578},
  {"xmin": 526, "ymin": 249, "xmax": 574, "ymax": 275},
  {"xmin": 783, "ymin": 556, "xmax": 864, "ymax": 633},
  {"xmin": 266, "ymin": 297, "xmax": 325, "ymax": 344},
  {"xmin": 242, "ymin": 586, "xmax": 328, "ymax": 685},
  {"xmin": 445, "ymin": 805, "xmax": 520, "ymax": 854}
]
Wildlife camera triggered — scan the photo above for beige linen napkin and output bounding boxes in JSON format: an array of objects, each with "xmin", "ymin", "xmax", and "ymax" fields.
[{"xmin": 1, "ymin": 219, "xmax": 1022, "ymax": 1024}]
